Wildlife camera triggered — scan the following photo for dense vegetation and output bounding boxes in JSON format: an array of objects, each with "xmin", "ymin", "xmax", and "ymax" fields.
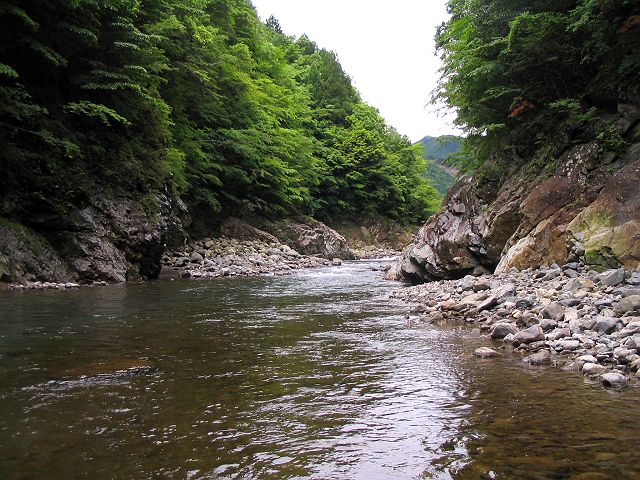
[
  {"xmin": 0, "ymin": 0, "xmax": 440, "ymax": 231},
  {"xmin": 435, "ymin": 0, "xmax": 640, "ymax": 171},
  {"xmin": 418, "ymin": 135, "xmax": 461, "ymax": 195}
]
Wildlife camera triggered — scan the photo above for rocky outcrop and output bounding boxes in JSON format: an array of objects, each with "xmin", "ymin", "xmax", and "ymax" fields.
[
  {"xmin": 0, "ymin": 186, "xmax": 189, "ymax": 285},
  {"xmin": 397, "ymin": 103, "xmax": 640, "ymax": 284},
  {"xmin": 0, "ymin": 220, "xmax": 75, "ymax": 284},
  {"xmin": 258, "ymin": 217, "xmax": 355, "ymax": 260}
]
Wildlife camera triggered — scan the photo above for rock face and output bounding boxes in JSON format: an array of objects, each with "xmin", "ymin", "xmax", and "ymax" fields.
[
  {"xmin": 0, "ymin": 187, "xmax": 189, "ymax": 284},
  {"xmin": 397, "ymin": 109, "xmax": 640, "ymax": 284}
]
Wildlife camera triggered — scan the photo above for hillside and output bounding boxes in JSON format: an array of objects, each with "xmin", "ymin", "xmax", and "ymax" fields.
[
  {"xmin": 419, "ymin": 135, "xmax": 463, "ymax": 164},
  {"xmin": 418, "ymin": 135, "xmax": 462, "ymax": 196}
]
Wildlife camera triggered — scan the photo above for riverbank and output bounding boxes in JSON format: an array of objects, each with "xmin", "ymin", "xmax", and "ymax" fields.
[{"xmin": 394, "ymin": 262, "xmax": 640, "ymax": 388}]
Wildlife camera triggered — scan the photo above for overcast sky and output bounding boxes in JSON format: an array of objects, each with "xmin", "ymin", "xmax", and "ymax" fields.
[{"xmin": 250, "ymin": 0, "xmax": 461, "ymax": 142}]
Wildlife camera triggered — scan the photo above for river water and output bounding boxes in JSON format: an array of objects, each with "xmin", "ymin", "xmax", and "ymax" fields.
[{"xmin": 1, "ymin": 260, "xmax": 639, "ymax": 479}]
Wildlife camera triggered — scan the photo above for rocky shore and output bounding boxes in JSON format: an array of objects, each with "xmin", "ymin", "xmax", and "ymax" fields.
[{"xmin": 394, "ymin": 263, "xmax": 640, "ymax": 389}]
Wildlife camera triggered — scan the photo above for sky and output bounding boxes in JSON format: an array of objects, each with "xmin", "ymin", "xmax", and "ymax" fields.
[{"xmin": 250, "ymin": 0, "xmax": 461, "ymax": 142}]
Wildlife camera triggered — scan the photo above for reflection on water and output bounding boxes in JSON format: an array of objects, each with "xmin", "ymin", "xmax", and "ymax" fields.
[{"xmin": 0, "ymin": 261, "xmax": 639, "ymax": 479}]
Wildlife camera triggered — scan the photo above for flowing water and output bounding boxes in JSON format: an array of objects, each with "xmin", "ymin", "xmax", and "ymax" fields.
[{"xmin": 1, "ymin": 260, "xmax": 639, "ymax": 480}]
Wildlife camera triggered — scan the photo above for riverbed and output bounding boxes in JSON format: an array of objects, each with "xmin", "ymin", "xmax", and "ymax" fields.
[{"xmin": 1, "ymin": 260, "xmax": 639, "ymax": 479}]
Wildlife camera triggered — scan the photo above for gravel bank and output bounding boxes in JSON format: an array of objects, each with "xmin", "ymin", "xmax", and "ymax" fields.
[{"xmin": 394, "ymin": 263, "xmax": 640, "ymax": 389}]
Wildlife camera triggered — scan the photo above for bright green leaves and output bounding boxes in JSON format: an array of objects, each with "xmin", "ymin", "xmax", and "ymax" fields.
[{"xmin": 63, "ymin": 101, "xmax": 132, "ymax": 126}]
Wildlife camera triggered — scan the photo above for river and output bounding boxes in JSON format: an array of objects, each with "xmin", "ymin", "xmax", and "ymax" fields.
[{"xmin": 1, "ymin": 260, "xmax": 639, "ymax": 479}]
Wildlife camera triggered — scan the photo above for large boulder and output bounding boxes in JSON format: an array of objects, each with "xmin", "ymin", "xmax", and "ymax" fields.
[
  {"xmin": 220, "ymin": 217, "xmax": 279, "ymax": 244},
  {"xmin": 566, "ymin": 144, "xmax": 640, "ymax": 270}
]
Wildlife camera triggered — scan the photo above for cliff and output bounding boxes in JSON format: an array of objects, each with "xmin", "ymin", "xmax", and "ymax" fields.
[
  {"xmin": 0, "ymin": 187, "xmax": 190, "ymax": 285},
  {"xmin": 396, "ymin": 103, "xmax": 640, "ymax": 284}
]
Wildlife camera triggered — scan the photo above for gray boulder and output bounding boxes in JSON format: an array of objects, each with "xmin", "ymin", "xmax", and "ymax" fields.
[
  {"xmin": 615, "ymin": 295, "xmax": 640, "ymax": 315},
  {"xmin": 491, "ymin": 322, "xmax": 518, "ymax": 340},
  {"xmin": 543, "ymin": 301, "xmax": 566, "ymax": 321},
  {"xmin": 474, "ymin": 347, "xmax": 501, "ymax": 358}
]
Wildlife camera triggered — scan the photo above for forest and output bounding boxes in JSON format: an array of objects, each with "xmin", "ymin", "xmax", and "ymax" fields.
[{"xmin": 0, "ymin": 0, "xmax": 440, "ymax": 233}]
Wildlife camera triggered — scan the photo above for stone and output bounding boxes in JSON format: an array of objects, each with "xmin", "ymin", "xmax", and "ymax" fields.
[
  {"xmin": 542, "ymin": 269, "xmax": 562, "ymax": 280},
  {"xmin": 473, "ymin": 280, "xmax": 491, "ymax": 292},
  {"xmin": 597, "ymin": 268, "xmax": 626, "ymax": 287},
  {"xmin": 190, "ymin": 251, "xmax": 204, "ymax": 263},
  {"xmin": 593, "ymin": 316, "xmax": 620, "ymax": 334},
  {"xmin": 555, "ymin": 339, "xmax": 580, "ymax": 351},
  {"xmin": 513, "ymin": 325, "xmax": 545, "ymax": 345},
  {"xmin": 441, "ymin": 299, "xmax": 457, "ymax": 310},
  {"xmin": 502, "ymin": 333, "xmax": 516, "ymax": 344},
  {"xmin": 576, "ymin": 355, "xmax": 598, "ymax": 364},
  {"xmin": 543, "ymin": 302, "xmax": 565, "ymax": 321},
  {"xmin": 422, "ymin": 311, "xmax": 445, "ymax": 324},
  {"xmin": 569, "ymin": 317, "xmax": 596, "ymax": 333},
  {"xmin": 563, "ymin": 361, "xmax": 583, "ymax": 372},
  {"xmin": 563, "ymin": 277, "xmax": 595, "ymax": 293},
  {"xmin": 474, "ymin": 347, "xmax": 501, "ymax": 358},
  {"xmin": 515, "ymin": 297, "xmax": 535, "ymax": 309},
  {"xmin": 494, "ymin": 283, "xmax": 517, "ymax": 301},
  {"xmin": 615, "ymin": 295, "xmax": 640, "ymax": 315},
  {"xmin": 546, "ymin": 327, "xmax": 570, "ymax": 341},
  {"xmin": 539, "ymin": 319, "xmax": 558, "ymax": 331},
  {"xmin": 613, "ymin": 346, "xmax": 635, "ymax": 360},
  {"xmin": 599, "ymin": 372, "xmax": 628, "ymax": 389},
  {"xmin": 476, "ymin": 296, "xmax": 498, "ymax": 312},
  {"xmin": 582, "ymin": 363, "xmax": 607, "ymax": 376},
  {"xmin": 564, "ymin": 268, "xmax": 579, "ymax": 278},
  {"xmin": 491, "ymin": 322, "xmax": 518, "ymax": 339},
  {"xmin": 459, "ymin": 275, "xmax": 475, "ymax": 291},
  {"xmin": 522, "ymin": 350, "xmax": 551, "ymax": 365}
]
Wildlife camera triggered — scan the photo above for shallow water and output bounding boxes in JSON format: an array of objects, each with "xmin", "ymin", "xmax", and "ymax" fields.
[{"xmin": 1, "ymin": 260, "xmax": 639, "ymax": 479}]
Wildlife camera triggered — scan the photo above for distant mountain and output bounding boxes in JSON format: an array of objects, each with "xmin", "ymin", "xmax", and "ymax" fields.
[{"xmin": 417, "ymin": 135, "xmax": 463, "ymax": 196}]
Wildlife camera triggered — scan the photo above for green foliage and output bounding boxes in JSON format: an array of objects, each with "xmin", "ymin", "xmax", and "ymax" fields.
[
  {"xmin": 435, "ymin": 0, "xmax": 639, "ymax": 168},
  {"xmin": 0, "ymin": 0, "xmax": 439, "ymax": 227}
]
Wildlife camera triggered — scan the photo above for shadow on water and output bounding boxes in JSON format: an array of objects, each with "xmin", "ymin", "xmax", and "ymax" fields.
[{"xmin": 1, "ymin": 260, "xmax": 639, "ymax": 479}]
